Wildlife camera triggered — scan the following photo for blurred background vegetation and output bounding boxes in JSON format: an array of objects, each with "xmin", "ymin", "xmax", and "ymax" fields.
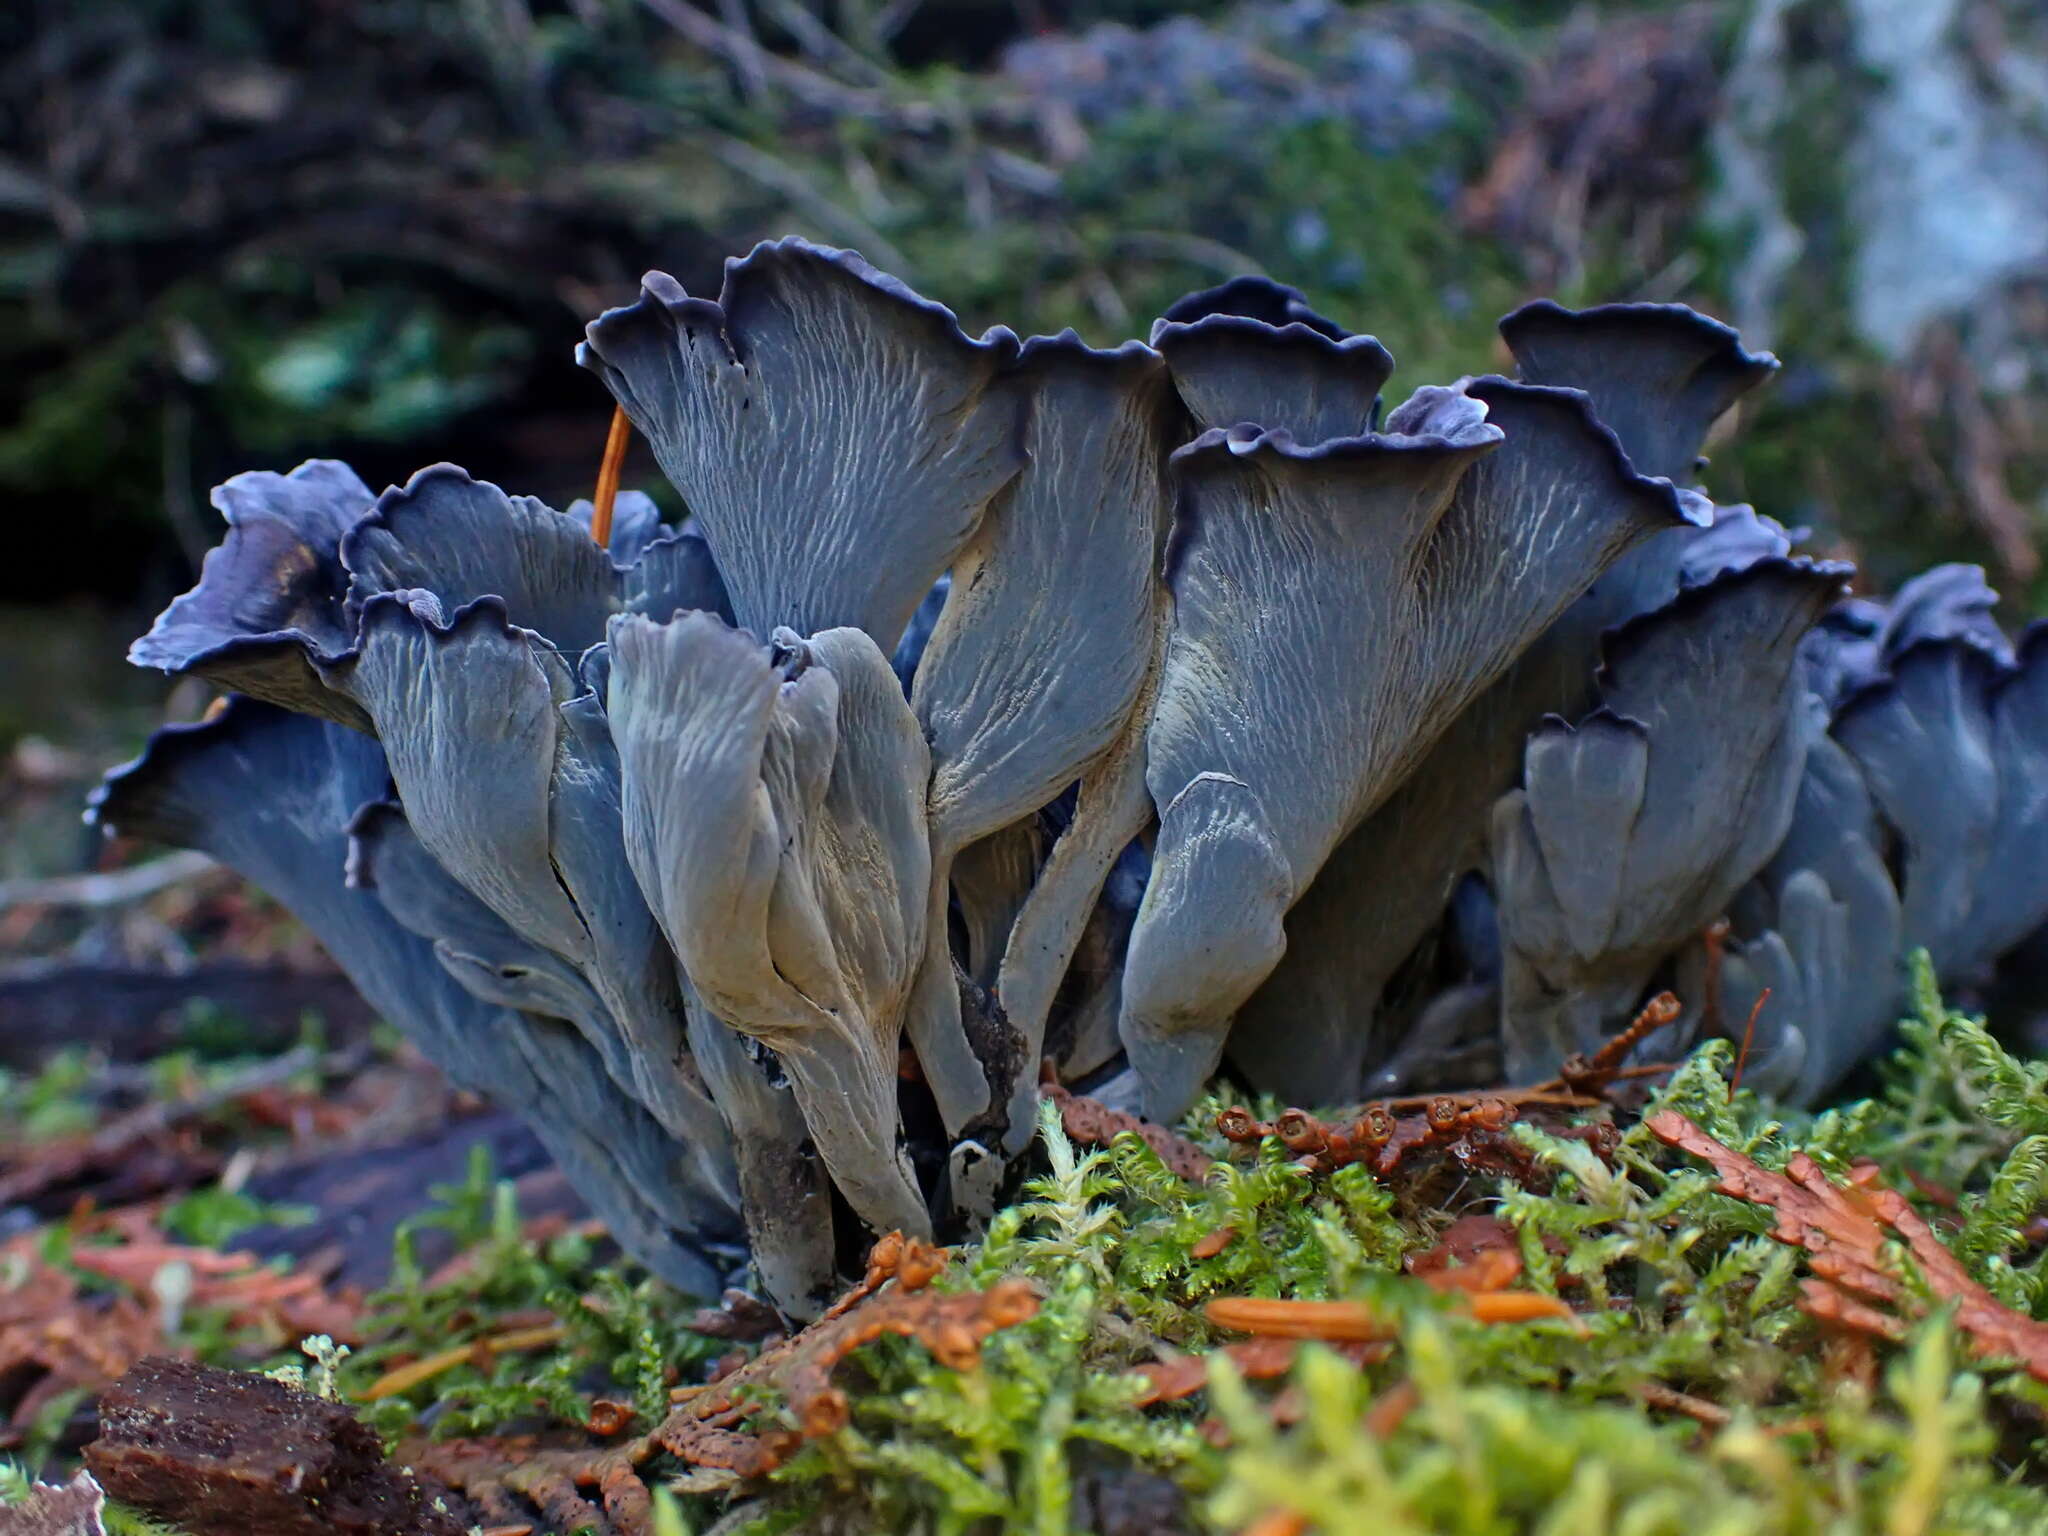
[{"xmin": 2, "ymin": 0, "xmax": 2045, "ymax": 873}]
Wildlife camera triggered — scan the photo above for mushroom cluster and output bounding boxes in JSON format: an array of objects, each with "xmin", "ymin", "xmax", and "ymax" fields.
[{"xmin": 93, "ymin": 239, "xmax": 2048, "ymax": 1312}]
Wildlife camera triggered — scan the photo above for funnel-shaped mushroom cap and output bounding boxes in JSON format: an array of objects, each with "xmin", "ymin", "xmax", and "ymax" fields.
[
  {"xmin": 901, "ymin": 335, "xmax": 1176, "ymax": 1134},
  {"xmin": 88, "ymin": 700, "xmax": 733, "ymax": 1296},
  {"xmin": 127, "ymin": 460, "xmax": 733, "ymax": 737},
  {"xmin": 1209, "ymin": 383, "xmax": 1700, "ymax": 1107},
  {"xmin": 1674, "ymin": 503, "xmax": 1796, "ymax": 585},
  {"xmin": 1832, "ymin": 623, "xmax": 2048, "ymax": 977},
  {"xmin": 579, "ymin": 238, "xmax": 1026, "ymax": 645},
  {"xmin": 1152, "ymin": 317, "xmax": 1392, "ymax": 441},
  {"xmin": 1696, "ymin": 714, "xmax": 1903, "ymax": 1103},
  {"xmin": 343, "ymin": 465, "xmax": 626, "ymax": 653},
  {"xmin": 1876, "ymin": 563, "xmax": 2012, "ymax": 666},
  {"xmin": 1158, "ymin": 275, "xmax": 1349, "ymax": 339},
  {"xmin": 914, "ymin": 335, "xmax": 1175, "ymax": 858},
  {"xmin": 1118, "ymin": 411, "xmax": 1502, "ymax": 1118},
  {"xmin": 1500, "ymin": 300, "xmax": 1779, "ymax": 483},
  {"xmin": 316, "ymin": 591, "xmax": 726, "ymax": 1156},
  {"xmin": 1492, "ymin": 559, "xmax": 1845, "ymax": 1078},
  {"xmin": 347, "ymin": 796, "xmax": 740, "ymax": 1232},
  {"xmin": 343, "ymin": 465, "xmax": 733, "ymax": 651},
  {"xmin": 1384, "ymin": 380, "xmax": 1702, "ymax": 745},
  {"xmin": 90, "ymin": 698, "xmax": 389, "ymax": 900},
  {"xmin": 1803, "ymin": 564, "xmax": 2012, "ymax": 712},
  {"xmin": 1224, "ymin": 294, "xmax": 1784, "ymax": 1100},
  {"xmin": 608, "ymin": 611, "xmax": 934, "ymax": 1238},
  {"xmin": 127, "ymin": 460, "xmax": 375, "ymax": 730}
]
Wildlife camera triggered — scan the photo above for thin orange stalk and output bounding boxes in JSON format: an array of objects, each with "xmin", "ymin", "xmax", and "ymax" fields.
[
  {"xmin": 589, "ymin": 402, "xmax": 631, "ymax": 549},
  {"xmin": 1728, "ymin": 987, "xmax": 1771, "ymax": 1102}
]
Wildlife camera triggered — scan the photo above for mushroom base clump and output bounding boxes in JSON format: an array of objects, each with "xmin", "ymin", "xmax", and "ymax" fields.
[{"xmin": 94, "ymin": 239, "xmax": 2048, "ymax": 1313}]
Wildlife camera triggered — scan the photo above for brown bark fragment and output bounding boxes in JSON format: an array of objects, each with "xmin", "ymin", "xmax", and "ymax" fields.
[{"xmin": 84, "ymin": 1357, "xmax": 467, "ymax": 1536}]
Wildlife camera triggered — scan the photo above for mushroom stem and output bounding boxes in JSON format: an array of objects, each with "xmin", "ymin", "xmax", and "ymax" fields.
[{"xmin": 589, "ymin": 402, "xmax": 631, "ymax": 549}]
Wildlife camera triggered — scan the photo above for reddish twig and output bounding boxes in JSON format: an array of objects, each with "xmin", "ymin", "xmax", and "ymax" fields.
[
  {"xmin": 1042, "ymin": 1082, "xmax": 1212, "ymax": 1181},
  {"xmin": 411, "ymin": 1233, "xmax": 1038, "ymax": 1526},
  {"xmin": 1727, "ymin": 988, "xmax": 1771, "ymax": 1102},
  {"xmin": 1205, "ymin": 1285, "xmax": 1575, "ymax": 1343},
  {"xmin": 1556, "ymin": 992, "xmax": 1682, "ymax": 1097}
]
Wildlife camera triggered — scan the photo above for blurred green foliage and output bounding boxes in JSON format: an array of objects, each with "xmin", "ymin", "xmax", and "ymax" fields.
[{"xmin": 2, "ymin": 0, "xmax": 2041, "ymax": 627}]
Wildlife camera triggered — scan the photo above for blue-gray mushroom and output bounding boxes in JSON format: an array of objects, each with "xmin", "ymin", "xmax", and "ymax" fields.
[
  {"xmin": 1491, "ymin": 559, "xmax": 1846, "ymax": 1079},
  {"xmin": 127, "ymin": 460, "xmax": 377, "ymax": 731},
  {"xmin": 1832, "ymin": 626, "xmax": 2048, "ymax": 980},
  {"xmin": 607, "ymin": 611, "xmax": 934, "ymax": 1239},
  {"xmin": 1497, "ymin": 299, "xmax": 1779, "ymax": 484},
  {"xmin": 1151, "ymin": 316, "xmax": 1391, "ymax": 441},
  {"xmin": 1120, "ymin": 408, "xmax": 1505, "ymax": 1120},
  {"xmin": 1228, "ymin": 302, "xmax": 1784, "ymax": 1102},
  {"xmin": 907, "ymin": 334, "xmax": 1179, "ymax": 1149},
  {"xmin": 578, "ymin": 239, "xmax": 1025, "ymax": 645},
  {"xmin": 1684, "ymin": 705, "xmax": 1905, "ymax": 1104},
  {"xmin": 88, "ymin": 700, "xmax": 736, "ymax": 1298},
  {"xmin": 93, "ymin": 240, "xmax": 2048, "ymax": 1317},
  {"xmin": 1213, "ymin": 376, "xmax": 1702, "ymax": 1106}
]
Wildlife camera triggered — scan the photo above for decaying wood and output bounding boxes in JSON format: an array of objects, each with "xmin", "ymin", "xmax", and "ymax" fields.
[
  {"xmin": 85, "ymin": 1357, "xmax": 467, "ymax": 1536},
  {"xmin": 0, "ymin": 1045, "xmax": 325, "ymax": 1210}
]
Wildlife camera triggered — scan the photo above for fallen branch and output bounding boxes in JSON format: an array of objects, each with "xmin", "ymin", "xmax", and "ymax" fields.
[{"xmin": 0, "ymin": 850, "xmax": 217, "ymax": 913}]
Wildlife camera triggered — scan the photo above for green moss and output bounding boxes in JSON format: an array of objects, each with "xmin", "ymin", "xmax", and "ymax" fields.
[
  {"xmin": 15, "ymin": 956, "xmax": 2024, "ymax": 1533},
  {"xmin": 661, "ymin": 959, "xmax": 2048, "ymax": 1533}
]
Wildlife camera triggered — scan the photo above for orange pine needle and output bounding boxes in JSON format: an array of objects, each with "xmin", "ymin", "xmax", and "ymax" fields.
[
  {"xmin": 1205, "ymin": 1297, "xmax": 1393, "ymax": 1342},
  {"xmin": 1208, "ymin": 1287, "xmax": 1576, "ymax": 1343},
  {"xmin": 361, "ymin": 1323, "xmax": 565, "ymax": 1400},
  {"xmin": 1465, "ymin": 1292, "xmax": 1577, "ymax": 1325},
  {"xmin": 588, "ymin": 402, "xmax": 631, "ymax": 550}
]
